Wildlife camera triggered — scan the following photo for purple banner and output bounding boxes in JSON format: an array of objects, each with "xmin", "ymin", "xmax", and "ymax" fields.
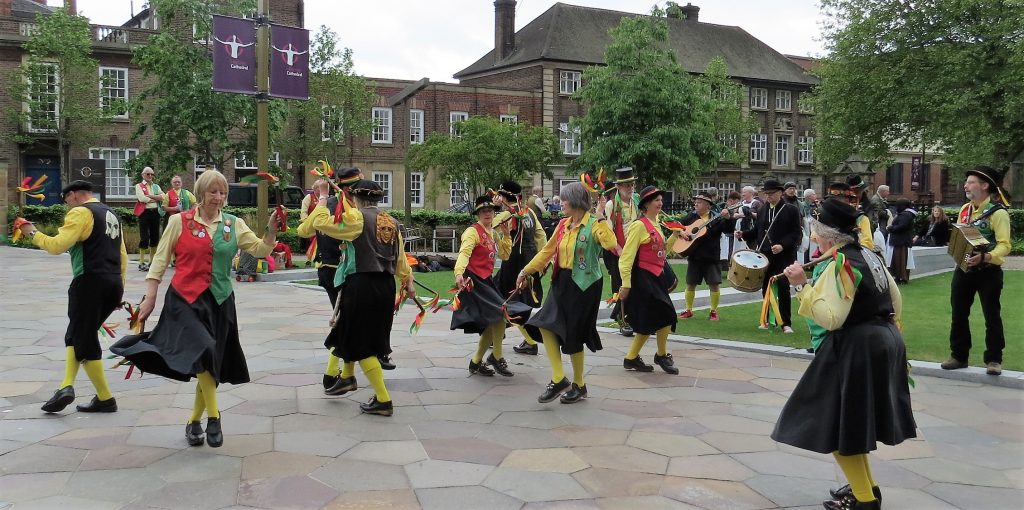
[
  {"xmin": 212, "ymin": 15, "xmax": 257, "ymax": 95},
  {"xmin": 910, "ymin": 156, "xmax": 922, "ymax": 192},
  {"xmin": 269, "ymin": 24, "xmax": 310, "ymax": 100}
]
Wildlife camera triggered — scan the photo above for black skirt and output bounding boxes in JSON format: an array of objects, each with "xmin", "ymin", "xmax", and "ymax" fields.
[
  {"xmin": 66, "ymin": 273, "xmax": 124, "ymax": 361},
  {"xmin": 110, "ymin": 287, "xmax": 249, "ymax": 384},
  {"xmin": 527, "ymin": 270, "xmax": 603, "ymax": 355},
  {"xmin": 496, "ymin": 248, "xmax": 545, "ymax": 341},
  {"xmin": 771, "ymin": 320, "xmax": 918, "ymax": 455},
  {"xmin": 622, "ymin": 268, "xmax": 677, "ymax": 336},
  {"xmin": 451, "ymin": 272, "xmax": 532, "ymax": 335},
  {"xmin": 325, "ymin": 272, "xmax": 395, "ymax": 361}
]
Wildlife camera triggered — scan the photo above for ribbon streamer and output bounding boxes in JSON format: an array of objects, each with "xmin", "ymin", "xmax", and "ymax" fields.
[{"xmin": 758, "ymin": 276, "xmax": 782, "ymax": 330}]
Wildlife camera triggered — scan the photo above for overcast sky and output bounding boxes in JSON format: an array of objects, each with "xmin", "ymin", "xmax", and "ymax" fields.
[{"xmin": 67, "ymin": 0, "xmax": 827, "ymax": 81}]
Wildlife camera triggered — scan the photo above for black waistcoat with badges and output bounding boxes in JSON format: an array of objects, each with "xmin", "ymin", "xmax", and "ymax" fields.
[
  {"xmin": 838, "ymin": 243, "xmax": 895, "ymax": 328},
  {"xmin": 315, "ymin": 196, "xmax": 342, "ymax": 266},
  {"xmin": 351, "ymin": 207, "xmax": 398, "ymax": 275}
]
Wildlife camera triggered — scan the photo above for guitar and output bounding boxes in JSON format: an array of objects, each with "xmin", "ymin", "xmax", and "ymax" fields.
[{"xmin": 669, "ymin": 203, "xmax": 743, "ymax": 257}]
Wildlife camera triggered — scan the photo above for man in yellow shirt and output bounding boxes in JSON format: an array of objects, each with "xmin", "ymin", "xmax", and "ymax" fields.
[
  {"xmin": 18, "ymin": 181, "xmax": 128, "ymax": 414},
  {"xmin": 942, "ymin": 166, "xmax": 1012, "ymax": 375}
]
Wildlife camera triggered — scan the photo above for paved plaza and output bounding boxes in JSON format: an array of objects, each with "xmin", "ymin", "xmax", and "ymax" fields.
[{"xmin": 1, "ymin": 246, "xmax": 1021, "ymax": 509}]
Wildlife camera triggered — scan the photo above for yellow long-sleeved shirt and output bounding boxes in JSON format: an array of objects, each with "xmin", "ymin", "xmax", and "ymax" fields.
[
  {"xmin": 306, "ymin": 204, "xmax": 412, "ymax": 281},
  {"xmin": 147, "ymin": 210, "xmax": 273, "ymax": 282},
  {"xmin": 857, "ymin": 214, "xmax": 875, "ymax": 250},
  {"xmin": 32, "ymin": 198, "xmax": 128, "ymax": 284},
  {"xmin": 618, "ymin": 217, "xmax": 682, "ymax": 288},
  {"xmin": 604, "ymin": 192, "xmax": 638, "ymax": 233},
  {"xmin": 795, "ymin": 246, "xmax": 903, "ymax": 331},
  {"xmin": 493, "ymin": 209, "xmax": 547, "ymax": 251},
  {"xmin": 455, "ymin": 221, "xmax": 513, "ymax": 276},
  {"xmin": 963, "ymin": 197, "xmax": 1012, "ymax": 266},
  {"xmin": 523, "ymin": 213, "xmax": 618, "ymax": 275},
  {"xmin": 135, "ymin": 181, "xmax": 162, "ymax": 209}
]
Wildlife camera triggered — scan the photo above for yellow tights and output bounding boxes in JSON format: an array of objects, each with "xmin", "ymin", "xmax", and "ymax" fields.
[
  {"xmin": 473, "ymin": 322, "xmax": 505, "ymax": 362},
  {"xmin": 833, "ymin": 452, "xmax": 878, "ymax": 502},
  {"xmin": 626, "ymin": 326, "xmax": 671, "ymax": 359},
  {"xmin": 187, "ymin": 371, "xmax": 219, "ymax": 422},
  {"xmin": 359, "ymin": 356, "xmax": 390, "ymax": 403},
  {"xmin": 516, "ymin": 325, "xmax": 538, "ymax": 346},
  {"xmin": 540, "ymin": 329, "xmax": 586, "ymax": 386},
  {"xmin": 61, "ymin": 347, "xmax": 112, "ymax": 400}
]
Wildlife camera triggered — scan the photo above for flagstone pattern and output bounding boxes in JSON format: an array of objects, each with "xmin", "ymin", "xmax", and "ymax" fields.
[{"xmin": 1, "ymin": 246, "xmax": 1021, "ymax": 509}]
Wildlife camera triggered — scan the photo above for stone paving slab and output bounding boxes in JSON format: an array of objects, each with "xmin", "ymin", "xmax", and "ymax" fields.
[{"xmin": 1, "ymin": 246, "xmax": 1022, "ymax": 509}]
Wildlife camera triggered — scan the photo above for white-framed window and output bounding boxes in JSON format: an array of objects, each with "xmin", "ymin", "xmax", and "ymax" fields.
[
  {"xmin": 692, "ymin": 181, "xmax": 712, "ymax": 193},
  {"xmin": 193, "ymin": 154, "xmax": 215, "ymax": 181},
  {"xmin": 26, "ymin": 62, "xmax": 59, "ymax": 133},
  {"xmin": 450, "ymin": 180, "xmax": 468, "ymax": 207},
  {"xmin": 718, "ymin": 182, "xmax": 738, "ymax": 195},
  {"xmin": 559, "ymin": 122, "xmax": 581, "ymax": 155},
  {"xmin": 719, "ymin": 133, "xmax": 737, "ymax": 151},
  {"xmin": 410, "ymin": 171, "xmax": 424, "ymax": 207},
  {"xmin": 372, "ymin": 107, "xmax": 392, "ymax": 144},
  {"xmin": 749, "ymin": 134, "xmax": 767, "ymax": 162},
  {"xmin": 775, "ymin": 135, "xmax": 790, "ymax": 166},
  {"xmin": 321, "ymin": 105, "xmax": 342, "ymax": 141},
  {"xmin": 372, "ymin": 171, "xmax": 392, "ymax": 206},
  {"xmin": 409, "ymin": 109, "xmax": 424, "ymax": 144},
  {"xmin": 750, "ymin": 87, "xmax": 768, "ymax": 110},
  {"xmin": 499, "ymin": 114, "xmax": 518, "ymax": 124},
  {"xmin": 233, "ymin": 151, "xmax": 280, "ymax": 170},
  {"xmin": 99, "ymin": 66, "xmax": 128, "ymax": 118},
  {"xmin": 798, "ymin": 136, "xmax": 815, "ymax": 164},
  {"xmin": 775, "ymin": 90, "xmax": 792, "ymax": 111},
  {"xmin": 559, "ymin": 70, "xmax": 582, "ymax": 95},
  {"xmin": 449, "ymin": 111, "xmax": 468, "ymax": 137},
  {"xmin": 89, "ymin": 147, "xmax": 137, "ymax": 199}
]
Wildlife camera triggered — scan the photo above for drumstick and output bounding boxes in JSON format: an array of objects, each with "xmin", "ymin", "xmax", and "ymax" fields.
[{"xmin": 769, "ymin": 247, "xmax": 837, "ymax": 280}]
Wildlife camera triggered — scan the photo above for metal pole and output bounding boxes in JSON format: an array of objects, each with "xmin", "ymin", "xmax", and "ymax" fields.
[{"xmin": 255, "ymin": 0, "xmax": 270, "ymax": 236}]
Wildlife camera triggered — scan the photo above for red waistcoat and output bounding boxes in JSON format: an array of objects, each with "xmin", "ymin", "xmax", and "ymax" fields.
[
  {"xmin": 466, "ymin": 223, "xmax": 497, "ymax": 279},
  {"xmin": 636, "ymin": 216, "xmax": 665, "ymax": 276},
  {"xmin": 171, "ymin": 210, "xmax": 218, "ymax": 303}
]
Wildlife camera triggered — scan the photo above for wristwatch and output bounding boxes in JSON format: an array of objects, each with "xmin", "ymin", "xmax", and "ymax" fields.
[{"xmin": 792, "ymin": 283, "xmax": 805, "ymax": 292}]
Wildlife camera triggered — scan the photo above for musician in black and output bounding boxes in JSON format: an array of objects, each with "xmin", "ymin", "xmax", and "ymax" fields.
[
  {"xmin": 676, "ymin": 190, "xmax": 731, "ymax": 321},
  {"xmin": 942, "ymin": 166, "xmax": 1012, "ymax": 376},
  {"xmin": 740, "ymin": 179, "xmax": 802, "ymax": 333}
]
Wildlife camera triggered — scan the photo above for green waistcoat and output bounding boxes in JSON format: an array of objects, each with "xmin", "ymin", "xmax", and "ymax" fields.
[
  {"xmin": 567, "ymin": 217, "xmax": 605, "ymax": 291},
  {"xmin": 210, "ymin": 213, "xmax": 238, "ymax": 304}
]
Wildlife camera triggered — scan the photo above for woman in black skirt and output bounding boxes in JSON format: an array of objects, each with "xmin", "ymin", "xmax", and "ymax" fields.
[
  {"xmin": 774, "ymin": 199, "xmax": 917, "ymax": 510},
  {"xmin": 452, "ymin": 195, "xmax": 531, "ymax": 377},
  {"xmin": 617, "ymin": 186, "xmax": 681, "ymax": 375},
  {"xmin": 492, "ymin": 181, "xmax": 547, "ymax": 356},
  {"xmin": 516, "ymin": 182, "xmax": 619, "ymax": 404},
  {"xmin": 111, "ymin": 170, "xmax": 283, "ymax": 448}
]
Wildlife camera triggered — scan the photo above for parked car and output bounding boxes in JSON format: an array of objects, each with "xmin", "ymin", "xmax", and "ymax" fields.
[{"xmin": 228, "ymin": 183, "xmax": 305, "ymax": 209}]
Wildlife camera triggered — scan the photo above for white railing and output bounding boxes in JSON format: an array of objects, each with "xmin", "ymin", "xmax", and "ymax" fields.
[
  {"xmin": 94, "ymin": 26, "xmax": 128, "ymax": 44},
  {"xmin": 19, "ymin": 22, "xmax": 39, "ymax": 37}
]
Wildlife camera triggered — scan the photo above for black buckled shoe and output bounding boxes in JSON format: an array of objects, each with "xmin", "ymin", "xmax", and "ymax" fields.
[
  {"xmin": 822, "ymin": 493, "xmax": 880, "ymax": 510},
  {"xmin": 185, "ymin": 421, "xmax": 204, "ymax": 446},
  {"xmin": 359, "ymin": 396, "xmax": 393, "ymax": 416},
  {"xmin": 487, "ymin": 354, "xmax": 514, "ymax": 377},
  {"xmin": 323, "ymin": 374, "xmax": 339, "ymax": 391},
  {"xmin": 538, "ymin": 377, "xmax": 571, "ymax": 403},
  {"xmin": 829, "ymin": 485, "xmax": 882, "ymax": 504},
  {"xmin": 623, "ymin": 356, "xmax": 654, "ymax": 372},
  {"xmin": 76, "ymin": 396, "xmax": 117, "ymax": 413},
  {"xmin": 325, "ymin": 376, "xmax": 357, "ymax": 396},
  {"xmin": 653, "ymin": 353, "xmax": 679, "ymax": 375},
  {"xmin": 469, "ymin": 359, "xmax": 495, "ymax": 376},
  {"xmin": 619, "ymin": 323, "xmax": 634, "ymax": 337},
  {"xmin": 560, "ymin": 383, "xmax": 587, "ymax": 404},
  {"xmin": 513, "ymin": 341, "xmax": 538, "ymax": 355},
  {"xmin": 41, "ymin": 386, "xmax": 75, "ymax": 413},
  {"xmin": 378, "ymin": 355, "xmax": 396, "ymax": 370},
  {"xmin": 205, "ymin": 417, "xmax": 223, "ymax": 448}
]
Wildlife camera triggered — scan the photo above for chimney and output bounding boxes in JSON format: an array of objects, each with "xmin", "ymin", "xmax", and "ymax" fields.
[
  {"xmin": 494, "ymin": 0, "xmax": 516, "ymax": 62},
  {"xmin": 65, "ymin": 0, "xmax": 77, "ymax": 15},
  {"xmin": 0, "ymin": 0, "xmax": 11, "ymax": 17},
  {"xmin": 681, "ymin": 3, "xmax": 699, "ymax": 22}
]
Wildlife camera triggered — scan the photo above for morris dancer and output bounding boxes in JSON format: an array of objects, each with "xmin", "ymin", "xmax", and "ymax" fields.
[
  {"xmin": 603, "ymin": 167, "xmax": 639, "ymax": 337},
  {"xmin": 674, "ymin": 190, "xmax": 731, "ymax": 322},
  {"xmin": 111, "ymin": 170, "xmax": 283, "ymax": 447},
  {"xmin": 18, "ymin": 181, "xmax": 127, "ymax": 414},
  {"xmin": 518, "ymin": 182, "xmax": 619, "ymax": 403},
  {"xmin": 618, "ymin": 186, "xmax": 681, "ymax": 375},
  {"xmin": 134, "ymin": 167, "xmax": 164, "ymax": 271},
  {"xmin": 312, "ymin": 180, "xmax": 415, "ymax": 416}
]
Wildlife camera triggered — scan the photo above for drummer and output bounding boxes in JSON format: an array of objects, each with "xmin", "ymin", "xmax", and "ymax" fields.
[{"xmin": 675, "ymin": 190, "xmax": 731, "ymax": 321}]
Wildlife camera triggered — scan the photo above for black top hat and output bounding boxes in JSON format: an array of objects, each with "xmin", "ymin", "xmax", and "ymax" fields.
[
  {"xmin": 497, "ymin": 180, "xmax": 522, "ymax": 200},
  {"xmin": 335, "ymin": 167, "xmax": 361, "ymax": 186},
  {"xmin": 817, "ymin": 199, "xmax": 860, "ymax": 234},
  {"xmin": 761, "ymin": 179, "xmax": 784, "ymax": 192},
  {"xmin": 846, "ymin": 174, "xmax": 866, "ymax": 189},
  {"xmin": 692, "ymin": 190, "xmax": 716, "ymax": 206},
  {"xmin": 61, "ymin": 180, "xmax": 92, "ymax": 197},
  {"xmin": 612, "ymin": 167, "xmax": 636, "ymax": 184},
  {"xmin": 473, "ymin": 195, "xmax": 497, "ymax": 214},
  {"xmin": 965, "ymin": 165, "xmax": 1007, "ymax": 191},
  {"xmin": 349, "ymin": 179, "xmax": 385, "ymax": 200},
  {"xmin": 637, "ymin": 185, "xmax": 663, "ymax": 209}
]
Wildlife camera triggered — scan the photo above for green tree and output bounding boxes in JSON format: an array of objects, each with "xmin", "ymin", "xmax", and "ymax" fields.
[
  {"xmin": 695, "ymin": 56, "xmax": 756, "ymax": 166},
  {"xmin": 278, "ymin": 26, "xmax": 375, "ymax": 172},
  {"xmin": 407, "ymin": 116, "xmax": 561, "ymax": 198},
  {"xmin": 3, "ymin": 8, "xmax": 112, "ymax": 181},
  {"xmin": 570, "ymin": 8, "xmax": 724, "ymax": 190},
  {"xmin": 814, "ymin": 0, "xmax": 1024, "ymax": 171}
]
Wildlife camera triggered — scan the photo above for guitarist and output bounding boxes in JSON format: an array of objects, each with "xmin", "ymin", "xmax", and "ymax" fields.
[{"xmin": 675, "ymin": 190, "xmax": 732, "ymax": 321}]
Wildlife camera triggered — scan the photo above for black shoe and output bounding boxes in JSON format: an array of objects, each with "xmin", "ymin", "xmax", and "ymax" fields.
[
  {"xmin": 76, "ymin": 396, "xmax": 117, "ymax": 413},
  {"xmin": 619, "ymin": 324, "xmax": 634, "ymax": 337},
  {"xmin": 823, "ymin": 493, "xmax": 880, "ymax": 510},
  {"xmin": 807, "ymin": 347, "xmax": 816, "ymax": 354},
  {"xmin": 560, "ymin": 383, "xmax": 587, "ymax": 404},
  {"xmin": 513, "ymin": 341, "xmax": 538, "ymax": 355},
  {"xmin": 653, "ymin": 353, "xmax": 679, "ymax": 375},
  {"xmin": 487, "ymin": 354, "xmax": 514, "ymax": 377},
  {"xmin": 538, "ymin": 377, "xmax": 571, "ymax": 403},
  {"xmin": 378, "ymin": 355, "xmax": 396, "ymax": 370},
  {"xmin": 205, "ymin": 417, "xmax": 223, "ymax": 448},
  {"xmin": 829, "ymin": 485, "xmax": 882, "ymax": 503},
  {"xmin": 359, "ymin": 396, "xmax": 393, "ymax": 416},
  {"xmin": 623, "ymin": 356, "xmax": 654, "ymax": 372},
  {"xmin": 323, "ymin": 374, "xmax": 339, "ymax": 391},
  {"xmin": 185, "ymin": 421, "xmax": 204, "ymax": 446},
  {"xmin": 325, "ymin": 376, "xmax": 357, "ymax": 396},
  {"xmin": 41, "ymin": 386, "xmax": 75, "ymax": 413},
  {"xmin": 469, "ymin": 359, "xmax": 495, "ymax": 376}
]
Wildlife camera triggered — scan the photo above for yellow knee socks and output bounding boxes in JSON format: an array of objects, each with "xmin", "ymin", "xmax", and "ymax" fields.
[
  {"xmin": 60, "ymin": 346, "xmax": 80, "ymax": 388},
  {"xmin": 656, "ymin": 326, "xmax": 670, "ymax": 356},
  {"xmin": 472, "ymin": 335, "xmax": 490, "ymax": 364},
  {"xmin": 860, "ymin": 453, "xmax": 877, "ymax": 488},
  {"xmin": 516, "ymin": 325, "xmax": 537, "ymax": 345},
  {"xmin": 325, "ymin": 351, "xmax": 341, "ymax": 377},
  {"xmin": 359, "ymin": 356, "xmax": 390, "ymax": 403},
  {"xmin": 541, "ymin": 329, "xmax": 565, "ymax": 383},
  {"xmin": 685, "ymin": 288, "xmax": 695, "ymax": 311},
  {"xmin": 710, "ymin": 289, "xmax": 720, "ymax": 311},
  {"xmin": 833, "ymin": 452, "xmax": 877, "ymax": 502},
  {"xmin": 189, "ymin": 384, "xmax": 205, "ymax": 422},
  {"xmin": 570, "ymin": 352, "xmax": 585, "ymax": 386},
  {"xmin": 197, "ymin": 371, "xmax": 219, "ymax": 419},
  {"xmin": 341, "ymin": 361, "xmax": 355, "ymax": 378},
  {"xmin": 488, "ymin": 323, "xmax": 505, "ymax": 360},
  {"xmin": 627, "ymin": 334, "xmax": 649, "ymax": 360},
  {"xmin": 82, "ymin": 360, "xmax": 113, "ymax": 401}
]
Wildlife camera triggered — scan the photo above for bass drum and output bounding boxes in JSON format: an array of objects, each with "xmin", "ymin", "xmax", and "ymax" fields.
[{"xmin": 728, "ymin": 250, "xmax": 769, "ymax": 293}]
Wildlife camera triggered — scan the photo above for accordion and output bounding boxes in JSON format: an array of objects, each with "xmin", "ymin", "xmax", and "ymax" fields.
[{"xmin": 947, "ymin": 224, "xmax": 989, "ymax": 272}]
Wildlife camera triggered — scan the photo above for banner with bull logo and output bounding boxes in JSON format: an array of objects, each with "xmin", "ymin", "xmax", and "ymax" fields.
[
  {"xmin": 212, "ymin": 15, "xmax": 257, "ymax": 95},
  {"xmin": 269, "ymin": 24, "xmax": 310, "ymax": 100}
]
